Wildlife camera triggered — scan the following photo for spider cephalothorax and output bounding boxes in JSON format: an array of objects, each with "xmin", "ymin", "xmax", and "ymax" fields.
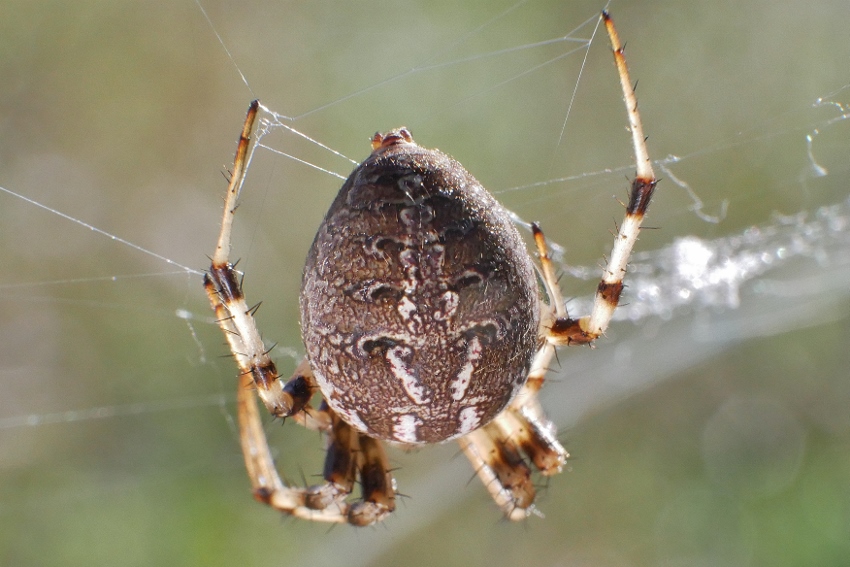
[{"xmin": 205, "ymin": 12, "xmax": 657, "ymax": 526}]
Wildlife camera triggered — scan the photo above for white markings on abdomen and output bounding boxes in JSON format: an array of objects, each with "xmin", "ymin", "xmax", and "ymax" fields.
[
  {"xmin": 450, "ymin": 336, "xmax": 483, "ymax": 401},
  {"xmin": 393, "ymin": 414, "xmax": 422, "ymax": 443},
  {"xmin": 456, "ymin": 406, "xmax": 481, "ymax": 436},
  {"xmin": 386, "ymin": 345, "xmax": 430, "ymax": 405}
]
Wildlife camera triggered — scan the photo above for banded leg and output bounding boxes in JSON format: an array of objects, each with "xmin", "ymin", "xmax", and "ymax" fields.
[
  {"xmin": 229, "ymin": 365, "xmax": 395, "ymax": 525},
  {"xmin": 458, "ymin": 342, "xmax": 566, "ymax": 519},
  {"xmin": 549, "ymin": 11, "xmax": 658, "ymax": 346},
  {"xmin": 204, "ymin": 101, "xmax": 395, "ymax": 526},
  {"xmin": 459, "ymin": 11, "xmax": 656, "ymax": 520}
]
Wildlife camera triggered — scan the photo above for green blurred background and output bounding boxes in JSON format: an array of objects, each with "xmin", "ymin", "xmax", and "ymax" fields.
[{"xmin": 1, "ymin": 0, "xmax": 849, "ymax": 565}]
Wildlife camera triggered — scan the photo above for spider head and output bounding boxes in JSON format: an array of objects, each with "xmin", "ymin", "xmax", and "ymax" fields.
[{"xmin": 371, "ymin": 128, "xmax": 414, "ymax": 152}]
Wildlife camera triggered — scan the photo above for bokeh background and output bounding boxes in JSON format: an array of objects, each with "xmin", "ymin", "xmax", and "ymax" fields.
[{"xmin": 1, "ymin": 0, "xmax": 849, "ymax": 566}]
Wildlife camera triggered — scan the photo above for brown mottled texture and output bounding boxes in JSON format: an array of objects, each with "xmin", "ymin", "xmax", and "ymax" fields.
[{"xmin": 301, "ymin": 133, "xmax": 539, "ymax": 444}]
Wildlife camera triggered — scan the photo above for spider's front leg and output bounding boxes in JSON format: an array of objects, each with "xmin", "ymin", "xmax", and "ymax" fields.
[
  {"xmin": 548, "ymin": 11, "xmax": 658, "ymax": 346},
  {"xmin": 204, "ymin": 101, "xmax": 395, "ymax": 526},
  {"xmin": 459, "ymin": 11, "xmax": 657, "ymax": 520}
]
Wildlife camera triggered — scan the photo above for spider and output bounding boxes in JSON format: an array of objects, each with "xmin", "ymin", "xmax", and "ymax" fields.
[{"xmin": 204, "ymin": 12, "xmax": 656, "ymax": 526}]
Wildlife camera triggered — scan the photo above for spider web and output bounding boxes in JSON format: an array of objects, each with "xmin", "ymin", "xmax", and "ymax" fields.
[{"xmin": 1, "ymin": 1, "xmax": 849, "ymax": 565}]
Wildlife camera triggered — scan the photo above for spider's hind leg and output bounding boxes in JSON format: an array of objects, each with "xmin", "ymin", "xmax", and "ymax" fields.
[
  {"xmin": 305, "ymin": 406, "xmax": 396, "ymax": 526},
  {"xmin": 458, "ymin": 345, "xmax": 567, "ymax": 520},
  {"xmin": 232, "ymin": 367, "xmax": 395, "ymax": 525}
]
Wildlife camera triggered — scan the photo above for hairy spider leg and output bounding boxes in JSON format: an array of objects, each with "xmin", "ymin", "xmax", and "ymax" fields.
[
  {"xmin": 204, "ymin": 101, "xmax": 395, "ymax": 526},
  {"xmin": 455, "ymin": 10, "xmax": 658, "ymax": 519},
  {"xmin": 549, "ymin": 11, "xmax": 658, "ymax": 346}
]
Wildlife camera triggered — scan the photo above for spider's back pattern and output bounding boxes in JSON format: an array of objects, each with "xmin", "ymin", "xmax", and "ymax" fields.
[{"xmin": 301, "ymin": 129, "xmax": 540, "ymax": 445}]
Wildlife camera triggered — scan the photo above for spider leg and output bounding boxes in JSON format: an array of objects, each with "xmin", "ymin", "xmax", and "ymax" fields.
[
  {"xmin": 459, "ymin": 11, "xmax": 653, "ymax": 520},
  {"xmin": 458, "ymin": 424, "xmax": 535, "ymax": 521},
  {"xmin": 204, "ymin": 101, "xmax": 394, "ymax": 526},
  {"xmin": 458, "ymin": 344, "xmax": 567, "ymax": 520},
  {"xmin": 350, "ymin": 433, "xmax": 397, "ymax": 525},
  {"xmin": 548, "ymin": 11, "xmax": 658, "ymax": 346},
  {"xmin": 283, "ymin": 358, "xmax": 332, "ymax": 431},
  {"xmin": 499, "ymin": 345, "xmax": 568, "ymax": 476}
]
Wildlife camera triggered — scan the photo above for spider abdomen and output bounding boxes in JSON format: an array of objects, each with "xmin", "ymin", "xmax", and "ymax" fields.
[{"xmin": 301, "ymin": 129, "xmax": 539, "ymax": 444}]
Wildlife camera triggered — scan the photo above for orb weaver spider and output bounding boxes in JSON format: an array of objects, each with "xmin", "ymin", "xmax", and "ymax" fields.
[{"xmin": 204, "ymin": 12, "xmax": 656, "ymax": 526}]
